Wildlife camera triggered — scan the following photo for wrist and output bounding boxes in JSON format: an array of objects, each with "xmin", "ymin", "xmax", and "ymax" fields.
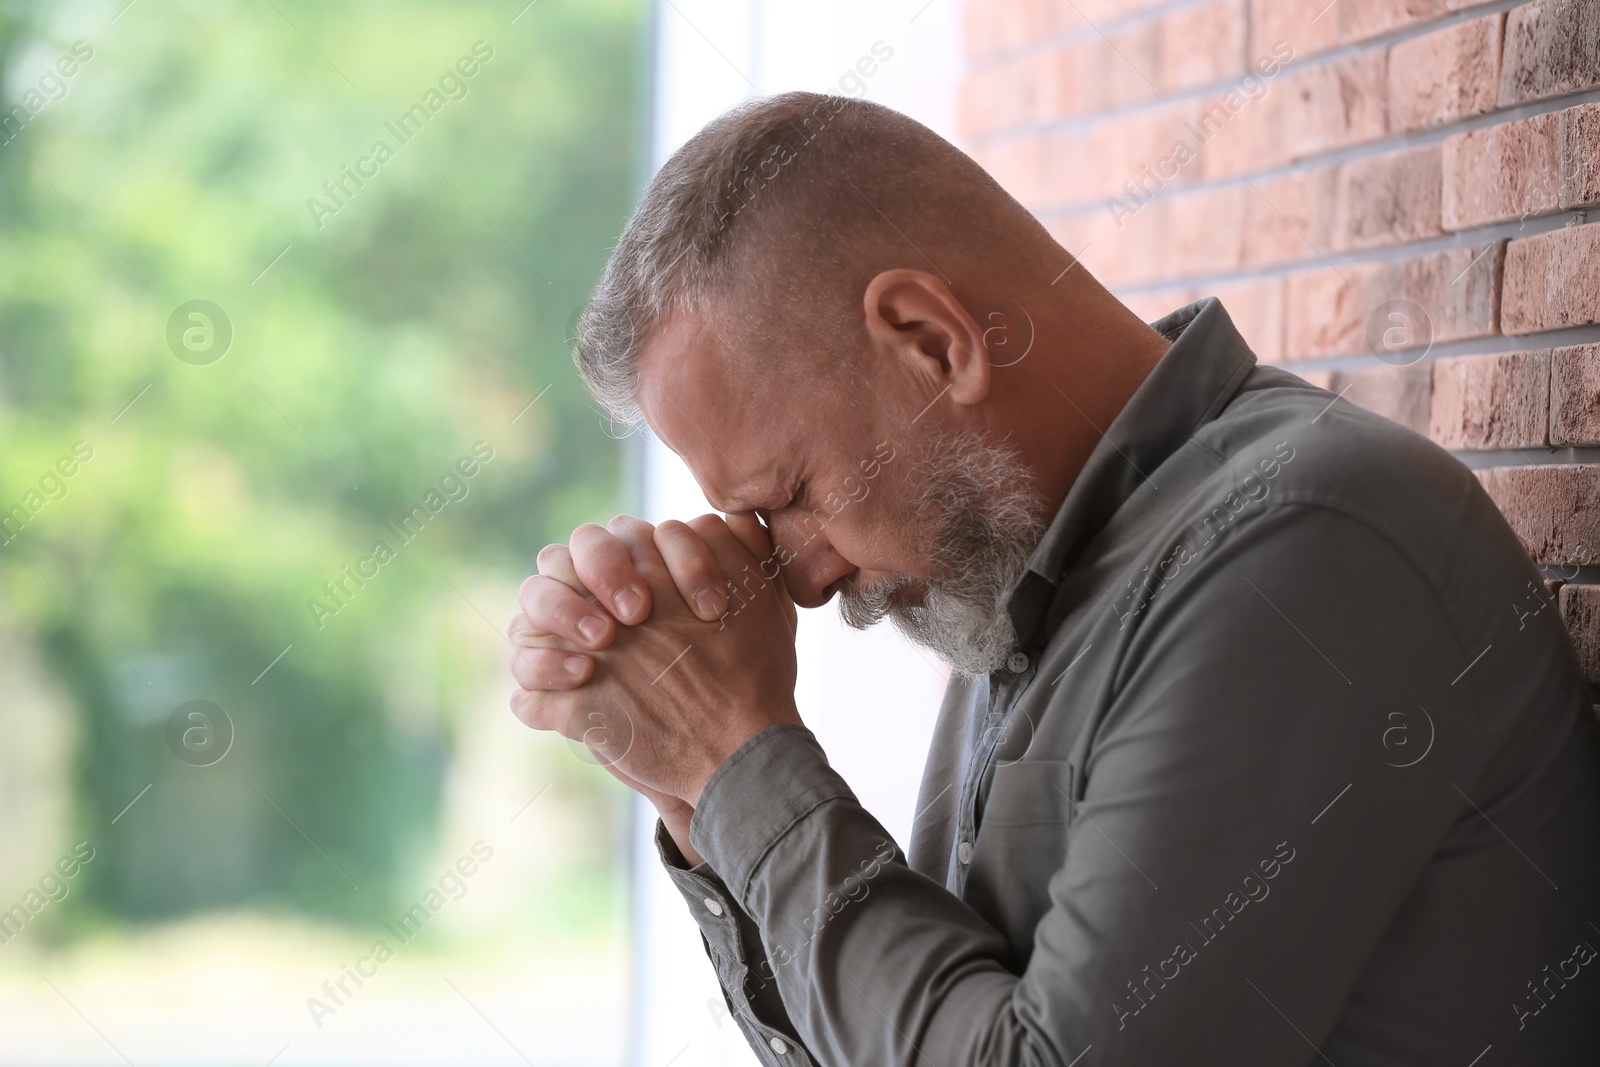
[{"xmin": 657, "ymin": 805, "xmax": 704, "ymax": 867}]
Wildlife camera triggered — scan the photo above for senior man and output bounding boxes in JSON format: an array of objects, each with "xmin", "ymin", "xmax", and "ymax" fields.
[{"xmin": 507, "ymin": 93, "xmax": 1600, "ymax": 1065}]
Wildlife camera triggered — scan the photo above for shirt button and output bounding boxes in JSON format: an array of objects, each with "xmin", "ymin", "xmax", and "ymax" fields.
[
  {"xmin": 957, "ymin": 840, "xmax": 973, "ymax": 865},
  {"xmin": 1007, "ymin": 652, "xmax": 1030, "ymax": 673},
  {"xmin": 703, "ymin": 897, "xmax": 724, "ymax": 917},
  {"xmin": 769, "ymin": 1036, "xmax": 789, "ymax": 1054}
]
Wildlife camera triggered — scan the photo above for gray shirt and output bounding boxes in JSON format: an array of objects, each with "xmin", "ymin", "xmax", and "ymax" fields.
[{"xmin": 659, "ymin": 298, "xmax": 1600, "ymax": 1066}]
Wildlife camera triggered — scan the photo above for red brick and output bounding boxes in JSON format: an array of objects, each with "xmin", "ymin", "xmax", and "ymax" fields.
[
  {"xmin": 1035, "ymin": 42, "xmax": 1087, "ymax": 122},
  {"xmin": 1334, "ymin": 144, "xmax": 1443, "ymax": 251},
  {"xmin": 1285, "ymin": 266, "xmax": 1365, "ymax": 359},
  {"xmin": 1241, "ymin": 167, "xmax": 1338, "ymax": 268},
  {"xmin": 1386, "ymin": 13, "xmax": 1503, "ymax": 134},
  {"xmin": 1197, "ymin": 71, "xmax": 1289, "ymax": 179},
  {"xmin": 963, "ymin": 0, "xmax": 1001, "ymax": 61},
  {"xmin": 1165, "ymin": 184, "xmax": 1246, "ymax": 277},
  {"xmin": 1329, "ymin": 364, "xmax": 1434, "ymax": 433},
  {"xmin": 1477, "ymin": 465, "xmax": 1600, "ymax": 564},
  {"xmin": 1441, "ymin": 113, "xmax": 1561, "ymax": 230},
  {"xmin": 1207, "ymin": 276, "xmax": 1286, "ymax": 362},
  {"xmin": 1118, "ymin": 284, "xmax": 1196, "ymax": 325},
  {"xmin": 1551, "ymin": 343, "xmax": 1600, "ymax": 446},
  {"xmin": 1559, "ymin": 584, "xmax": 1600, "ymax": 683},
  {"xmin": 1072, "ymin": 22, "xmax": 1162, "ymax": 114},
  {"xmin": 959, "ymin": 67, "xmax": 1018, "ymax": 139},
  {"xmin": 1338, "ymin": 0, "xmax": 1449, "ymax": 43},
  {"xmin": 1502, "ymin": 224, "xmax": 1600, "ymax": 334},
  {"xmin": 1082, "ymin": 99, "xmax": 1199, "ymax": 203},
  {"xmin": 1428, "ymin": 350, "xmax": 1551, "ymax": 449},
  {"xmin": 1284, "ymin": 243, "xmax": 1502, "ymax": 360},
  {"xmin": 974, "ymin": 0, "xmax": 1045, "ymax": 57},
  {"xmin": 1249, "ymin": 0, "xmax": 1338, "ymax": 62},
  {"xmin": 1280, "ymin": 50, "xmax": 1388, "ymax": 161},
  {"xmin": 972, "ymin": 136, "xmax": 1046, "ymax": 205},
  {"xmin": 1558, "ymin": 103, "xmax": 1600, "ymax": 209},
  {"xmin": 1158, "ymin": 0, "xmax": 1246, "ymax": 92},
  {"xmin": 964, "ymin": 0, "xmax": 1050, "ymax": 60},
  {"xmin": 1073, "ymin": 0, "xmax": 1172, "ymax": 24},
  {"xmin": 1500, "ymin": 0, "xmax": 1600, "ymax": 106},
  {"xmin": 1072, "ymin": 196, "xmax": 1168, "ymax": 285},
  {"xmin": 1034, "ymin": 133, "xmax": 1087, "ymax": 210}
]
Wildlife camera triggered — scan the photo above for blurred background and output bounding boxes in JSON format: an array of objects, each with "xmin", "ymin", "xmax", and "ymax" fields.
[
  {"xmin": 7, "ymin": 0, "xmax": 1594, "ymax": 1063},
  {"xmin": 0, "ymin": 0, "xmax": 643, "ymax": 1061},
  {"xmin": 0, "ymin": 1, "xmax": 955, "ymax": 1064}
]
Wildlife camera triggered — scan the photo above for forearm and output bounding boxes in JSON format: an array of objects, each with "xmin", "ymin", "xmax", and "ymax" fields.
[
  {"xmin": 690, "ymin": 725, "xmax": 1026, "ymax": 1066},
  {"xmin": 653, "ymin": 820, "xmax": 807, "ymax": 1061}
]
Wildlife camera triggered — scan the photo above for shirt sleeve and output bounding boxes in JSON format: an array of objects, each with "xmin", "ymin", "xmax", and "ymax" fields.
[
  {"xmin": 687, "ymin": 503, "xmax": 1505, "ymax": 1066},
  {"xmin": 652, "ymin": 819, "xmax": 813, "ymax": 1065}
]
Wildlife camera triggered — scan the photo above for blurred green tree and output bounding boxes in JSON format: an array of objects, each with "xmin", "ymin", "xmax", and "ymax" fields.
[{"xmin": 0, "ymin": 0, "xmax": 645, "ymax": 925}]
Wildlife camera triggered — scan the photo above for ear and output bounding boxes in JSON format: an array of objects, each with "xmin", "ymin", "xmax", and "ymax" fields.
[{"xmin": 862, "ymin": 269, "xmax": 991, "ymax": 409}]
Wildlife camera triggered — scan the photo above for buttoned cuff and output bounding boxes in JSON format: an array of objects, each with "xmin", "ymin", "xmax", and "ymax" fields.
[
  {"xmin": 689, "ymin": 723, "xmax": 856, "ymax": 902},
  {"xmin": 653, "ymin": 816, "xmax": 735, "ymax": 922},
  {"xmin": 653, "ymin": 819, "xmax": 810, "ymax": 1065}
]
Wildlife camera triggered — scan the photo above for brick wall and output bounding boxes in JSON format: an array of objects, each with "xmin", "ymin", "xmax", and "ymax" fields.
[{"xmin": 959, "ymin": 0, "xmax": 1600, "ymax": 693}]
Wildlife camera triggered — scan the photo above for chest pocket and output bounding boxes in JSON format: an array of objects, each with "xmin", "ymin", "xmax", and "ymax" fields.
[
  {"xmin": 966, "ymin": 760, "xmax": 1076, "ymax": 964},
  {"xmin": 980, "ymin": 758, "xmax": 1076, "ymax": 826}
]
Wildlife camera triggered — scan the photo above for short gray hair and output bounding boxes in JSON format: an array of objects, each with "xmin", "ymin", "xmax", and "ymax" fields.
[{"xmin": 572, "ymin": 91, "xmax": 1045, "ymax": 426}]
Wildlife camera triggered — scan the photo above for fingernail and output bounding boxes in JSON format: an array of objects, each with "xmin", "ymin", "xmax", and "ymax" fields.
[
  {"xmin": 578, "ymin": 616, "xmax": 605, "ymax": 643},
  {"xmin": 613, "ymin": 587, "xmax": 642, "ymax": 619},
  {"xmin": 563, "ymin": 656, "xmax": 588, "ymax": 678},
  {"xmin": 694, "ymin": 586, "xmax": 724, "ymax": 620}
]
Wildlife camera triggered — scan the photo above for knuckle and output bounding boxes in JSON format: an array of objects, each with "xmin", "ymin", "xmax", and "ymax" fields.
[
  {"xmin": 607, "ymin": 513, "xmax": 649, "ymax": 535},
  {"xmin": 570, "ymin": 523, "xmax": 607, "ymax": 546},
  {"xmin": 550, "ymin": 596, "xmax": 588, "ymax": 636},
  {"xmin": 509, "ymin": 687, "xmax": 537, "ymax": 726},
  {"xmin": 506, "ymin": 611, "xmax": 531, "ymax": 642},
  {"xmin": 535, "ymin": 543, "xmax": 570, "ymax": 573},
  {"xmin": 687, "ymin": 513, "xmax": 728, "ymax": 539}
]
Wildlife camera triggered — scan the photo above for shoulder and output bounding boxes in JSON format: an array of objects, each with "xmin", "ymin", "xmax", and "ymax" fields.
[{"xmin": 1191, "ymin": 364, "xmax": 1498, "ymax": 579}]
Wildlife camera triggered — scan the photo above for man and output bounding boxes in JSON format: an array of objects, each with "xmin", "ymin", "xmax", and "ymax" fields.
[{"xmin": 507, "ymin": 93, "xmax": 1600, "ymax": 1064}]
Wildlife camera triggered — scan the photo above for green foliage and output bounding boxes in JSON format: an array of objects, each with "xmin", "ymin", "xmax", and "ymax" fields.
[{"xmin": 0, "ymin": 0, "xmax": 645, "ymax": 925}]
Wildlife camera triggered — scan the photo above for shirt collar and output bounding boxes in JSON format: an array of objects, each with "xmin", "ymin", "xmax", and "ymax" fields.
[{"xmin": 1006, "ymin": 297, "xmax": 1258, "ymax": 652}]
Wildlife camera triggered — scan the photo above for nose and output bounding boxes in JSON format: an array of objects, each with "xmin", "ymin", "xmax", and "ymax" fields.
[{"xmin": 767, "ymin": 512, "xmax": 855, "ymax": 609}]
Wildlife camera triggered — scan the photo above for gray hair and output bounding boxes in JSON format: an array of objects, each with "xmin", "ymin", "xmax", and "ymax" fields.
[{"xmin": 571, "ymin": 91, "xmax": 1045, "ymax": 426}]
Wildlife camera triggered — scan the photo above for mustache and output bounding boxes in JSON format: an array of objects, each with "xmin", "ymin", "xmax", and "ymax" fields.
[
  {"xmin": 834, "ymin": 428, "xmax": 1047, "ymax": 675},
  {"xmin": 838, "ymin": 573, "xmax": 915, "ymax": 630}
]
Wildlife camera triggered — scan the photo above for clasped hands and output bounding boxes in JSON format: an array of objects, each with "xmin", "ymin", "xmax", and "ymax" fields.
[{"xmin": 507, "ymin": 513, "xmax": 801, "ymax": 864}]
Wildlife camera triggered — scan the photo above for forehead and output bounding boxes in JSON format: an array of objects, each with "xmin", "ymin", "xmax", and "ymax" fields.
[{"xmin": 635, "ymin": 312, "xmax": 791, "ymax": 510}]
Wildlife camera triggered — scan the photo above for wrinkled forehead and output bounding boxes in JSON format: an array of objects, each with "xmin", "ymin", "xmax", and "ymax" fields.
[{"xmin": 635, "ymin": 313, "xmax": 786, "ymax": 510}]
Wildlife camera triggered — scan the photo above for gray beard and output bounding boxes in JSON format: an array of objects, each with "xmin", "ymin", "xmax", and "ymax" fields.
[{"xmin": 838, "ymin": 430, "xmax": 1047, "ymax": 676}]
